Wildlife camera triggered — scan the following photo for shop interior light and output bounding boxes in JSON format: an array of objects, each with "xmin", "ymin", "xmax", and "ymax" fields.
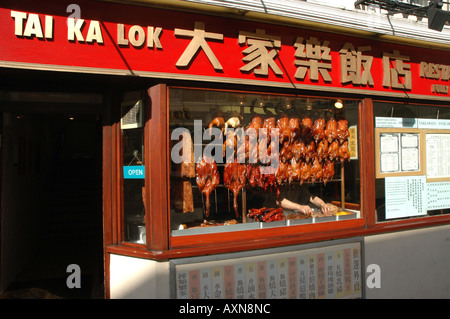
[{"xmin": 334, "ymin": 99, "xmax": 344, "ymax": 109}]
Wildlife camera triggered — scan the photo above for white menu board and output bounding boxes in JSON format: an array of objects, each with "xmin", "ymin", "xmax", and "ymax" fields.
[
  {"xmin": 427, "ymin": 181, "xmax": 450, "ymax": 210},
  {"xmin": 426, "ymin": 134, "xmax": 450, "ymax": 179},
  {"xmin": 385, "ymin": 176, "xmax": 427, "ymax": 219},
  {"xmin": 379, "ymin": 133, "xmax": 420, "ymax": 174}
]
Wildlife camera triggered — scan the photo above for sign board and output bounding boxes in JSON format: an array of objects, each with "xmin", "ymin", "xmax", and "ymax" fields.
[
  {"xmin": 123, "ymin": 166, "xmax": 145, "ymax": 179},
  {"xmin": 171, "ymin": 240, "xmax": 363, "ymax": 299},
  {"xmin": 0, "ymin": 0, "xmax": 449, "ymax": 100}
]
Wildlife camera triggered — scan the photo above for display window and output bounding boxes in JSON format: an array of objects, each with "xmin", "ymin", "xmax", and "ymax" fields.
[
  {"xmin": 168, "ymin": 87, "xmax": 361, "ymax": 236},
  {"xmin": 120, "ymin": 92, "xmax": 146, "ymax": 243},
  {"xmin": 373, "ymin": 101, "xmax": 450, "ymax": 222}
]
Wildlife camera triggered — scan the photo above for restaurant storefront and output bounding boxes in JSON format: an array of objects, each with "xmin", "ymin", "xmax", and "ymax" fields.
[{"xmin": 1, "ymin": 0, "xmax": 449, "ymax": 299}]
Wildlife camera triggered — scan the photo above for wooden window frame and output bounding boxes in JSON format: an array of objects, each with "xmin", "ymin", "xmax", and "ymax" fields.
[{"xmin": 105, "ymin": 84, "xmax": 450, "ymax": 261}]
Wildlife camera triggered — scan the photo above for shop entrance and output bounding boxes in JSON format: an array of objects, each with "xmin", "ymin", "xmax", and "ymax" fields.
[{"xmin": 0, "ymin": 109, "xmax": 103, "ymax": 298}]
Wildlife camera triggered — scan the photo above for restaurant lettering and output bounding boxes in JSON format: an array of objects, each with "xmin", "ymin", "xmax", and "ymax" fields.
[{"xmin": 8, "ymin": 9, "xmax": 449, "ymax": 96}]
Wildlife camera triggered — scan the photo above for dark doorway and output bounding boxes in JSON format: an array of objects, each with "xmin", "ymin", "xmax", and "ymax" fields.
[{"xmin": 0, "ymin": 111, "xmax": 103, "ymax": 299}]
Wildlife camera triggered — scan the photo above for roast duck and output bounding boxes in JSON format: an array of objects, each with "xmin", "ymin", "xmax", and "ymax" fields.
[
  {"xmin": 189, "ymin": 114, "xmax": 351, "ymax": 218},
  {"xmin": 196, "ymin": 155, "xmax": 220, "ymax": 217},
  {"xmin": 224, "ymin": 159, "xmax": 247, "ymax": 218}
]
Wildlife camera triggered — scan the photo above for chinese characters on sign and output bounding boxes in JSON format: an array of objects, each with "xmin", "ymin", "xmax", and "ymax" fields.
[
  {"xmin": 339, "ymin": 43, "xmax": 374, "ymax": 86},
  {"xmin": 7, "ymin": 9, "xmax": 450, "ymax": 95},
  {"xmin": 175, "ymin": 242, "xmax": 362, "ymax": 299}
]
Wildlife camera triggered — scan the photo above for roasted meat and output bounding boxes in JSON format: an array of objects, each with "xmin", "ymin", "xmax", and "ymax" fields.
[
  {"xmin": 263, "ymin": 116, "xmax": 276, "ymax": 141},
  {"xmin": 223, "ymin": 129, "xmax": 238, "ymax": 162},
  {"xmin": 287, "ymin": 158, "xmax": 301, "ymax": 184},
  {"xmin": 261, "ymin": 207, "xmax": 285, "ymax": 222},
  {"xmin": 260, "ymin": 171, "xmax": 278, "ymax": 192},
  {"xmin": 312, "ymin": 118, "xmax": 326, "ymax": 143},
  {"xmin": 246, "ymin": 114, "xmax": 263, "ymax": 137},
  {"xmin": 280, "ymin": 141, "xmax": 293, "ymax": 163},
  {"xmin": 277, "ymin": 114, "xmax": 291, "ymax": 144},
  {"xmin": 276, "ymin": 161, "xmax": 289, "ymax": 185},
  {"xmin": 301, "ymin": 116, "xmax": 313, "ymax": 141},
  {"xmin": 247, "ymin": 207, "xmax": 285, "ymax": 222},
  {"xmin": 338, "ymin": 140, "xmax": 351, "ymax": 163},
  {"xmin": 291, "ymin": 140, "xmax": 306, "ymax": 162},
  {"xmin": 322, "ymin": 160, "xmax": 335, "ymax": 185},
  {"xmin": 225, "ymin": 116, "xmax": 241, "ymax": 133},
  {"xmin": 172, "ymin": 180, "xmax": 194, "ymax": 214},
  {"xmin": 288, "ymin": 117, "xmax": 301, "ymax": 143},
  {"xmin": 325, "ymin": 118, "xmax": 337, "ymax": 143},
  {"xmin": 316, "ymin": 139, "xmax": 328, "ymax": 163},
  {"xmin": 305, "ymin": 140, "xmax": 316, "ymax": 163},
  {"xmin": 337, "ymin": 119, "xmax": 350, "ymax": 144},
  {"xmin": 224, "ymin": 159, "xmax": 247, "ymax": 218},
  {"xmin": 310, "ymin": 158, "xmax": 323, "ymax": 184},
  {"xmin": 196, "ymin": 156, "xmax": 220, "ymax": 217},
  {"xmin": 236, "ymin": 135, "xmax": 249, "ymax": 162},
  {"xmin": 300, "ymin": 161, "xmax": 311, "ymax": 185},
  {"xmin": 246, "ymin": 164, "xmax": 262, "ymax": 189},
  {"xmin": 208, "ymin": 116, "xmax": 225, "ymax": 134},
  {"xmin": 327, "ymin": 140, "xmax": 339, "ymax": 161}
]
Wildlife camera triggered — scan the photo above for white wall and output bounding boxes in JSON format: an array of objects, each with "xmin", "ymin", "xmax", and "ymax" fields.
[
  {"xmin": 109, "ymin": 224, "xmax": 450, "ymax": 299},
  {"xmin": 364, "ymin": 224, "xmax": 450, "ymax": 298},
  {"xmin": 109, "ymin": 254, "xmax": 170, "ymax": 299}
]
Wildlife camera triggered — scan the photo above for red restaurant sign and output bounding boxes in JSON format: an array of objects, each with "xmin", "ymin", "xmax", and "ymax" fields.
[{"xmin": 1, "ymin": 0, "xmax": 449, "ymax": 99}]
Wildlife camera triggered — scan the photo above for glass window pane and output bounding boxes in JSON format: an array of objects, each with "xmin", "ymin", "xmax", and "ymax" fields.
[
  {"xmin": 373, "ymin": 101, "xmax": 450, "ymax": 222},
  {"xmin": 121, "ymin": 98, "xmax": 146, "ymax": 243},
  {"xmin": 169, "ymin": 88, "xmax": 361, "ymax": 235}
]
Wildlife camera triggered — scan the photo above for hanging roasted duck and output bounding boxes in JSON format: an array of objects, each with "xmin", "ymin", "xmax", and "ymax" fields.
[
  {"xmin": 325, "ymin": 118, "xmax": 338, "ymax": 143},
  {"xmin": 224, "ymin": 159, "xmax": 247, "ymax": 218},
  {"xmin": 280, "ymin": 141, "xmax": 293, "ymax": 163},
  {"xmin": 196, "ymin": 155, "xmax": 220, "ymax": 217},
  {"xmin": 336, "ymin": 119, "xmax": 350, "ymax": 144},
  {"xmin": 246, "ymin": 114, "xmax": 263, "ymax": 136},
  {"xmin": 263, "ymin": 116, "xmax": 276, "ymax": 144},
  {"xmin": 299, "ymin": 161, "xmax": 311, "ymax": 185},
  {"xmin": 338, "ymin": 140, "xmax": 351, "ymax": 163},
  {"xmin": 277, "ymin": 114, "xmax": 291, "ymax": 144},
  {"xmin": 208, "ymin": 115, "xmax": 225, "ymax": 134},
  {"xmin": 304, "ymin": 140, "xmax": 316, "ymax": 163},
  {"xmin": 276, "ymin": 160, "xmax": 288, "ymax": 185},
  {"xmin": 246, "ymin": 164, "xmax": 262, "ymax": 189},
  {"xmin": 312, "ymin": 118, "xmax": 326, "ymax": 143},
  {"xmin": 316, "ymin": 139, "xmax": 329, "ymax": 163},
  {"xmin": 287, "ymin": 157, "xmax": 301, "ymax": 184},
  {"xmin": 322, "ymin": 159, "xmax": 335, "ymax": 185},
  {"xmin": 288, "ymin": 116, "xmax": 301, "ymax": 143},
  {"xmin": 310, "ymin": 158, "xmax": 323, "ymax": 184},
  {"xmin": 301, "ymin": 116, "xmax": 313, "ymax": 142},
  {"xmin": 327, "ymin": 140, "xmax": 339, "ymax": 161}
]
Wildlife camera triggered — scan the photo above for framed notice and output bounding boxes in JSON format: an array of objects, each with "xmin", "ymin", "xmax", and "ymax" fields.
[
  {"xmin": 425, "ymin": 130, "xmax": 450, "ymax": 182},
  {"xmin": 385, "ymin": 175, "xmax": 427, "ymax": 219},
  {"xmin": 375, "ymin": 128, "xmax": 425, "ymax": 178}
]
